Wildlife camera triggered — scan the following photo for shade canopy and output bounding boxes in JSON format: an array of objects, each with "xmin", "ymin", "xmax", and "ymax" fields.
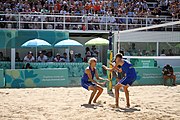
[
  {"xmin": 85, "ymin": 37, "xmax": 109, "ymax": 46},
  {"xmin": 54, "ymin": 39, "xmax": 83, "ymax": 47},
  {"xmin": 21, "ymin": 39, "xmax": 51, "ymax": 47}
]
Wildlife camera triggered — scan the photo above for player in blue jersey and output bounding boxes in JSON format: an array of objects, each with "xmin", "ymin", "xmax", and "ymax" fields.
[
  {"xmin": 81, "ymin": 58, "xmax": 107, "ymax": 104},
  {"xmin": 103, "ymin": 53, "xmax": 137, "ymax": 108}
]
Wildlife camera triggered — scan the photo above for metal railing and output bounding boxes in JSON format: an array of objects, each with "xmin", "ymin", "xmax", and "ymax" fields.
[{"xmin": 0, "ymin": 13, "xmax": 179, "ymax": 32}]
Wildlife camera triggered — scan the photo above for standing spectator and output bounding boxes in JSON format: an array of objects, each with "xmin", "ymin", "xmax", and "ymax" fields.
[
  {"xmin": 162, "ymin": 64, "xmax": 176, "ymax": 86},
  {"xmin": 91, "ymin": 45, "xmax": 99, "ymax": 57},
  {"xmin": 37, "ymin": 51, "xmax": 48, "ymax": 62},
  {"xmin": 84, "ymin": 47, "xmax": 92, "ymax": 62},
  {"xmin": 23, "ymin": 51, "xmax": 35, "ymax": 62}
]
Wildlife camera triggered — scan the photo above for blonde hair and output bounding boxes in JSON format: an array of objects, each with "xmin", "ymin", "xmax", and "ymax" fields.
[{"xmin": 88, "ymin": 57, "xmax": 97, "ymax": 64}]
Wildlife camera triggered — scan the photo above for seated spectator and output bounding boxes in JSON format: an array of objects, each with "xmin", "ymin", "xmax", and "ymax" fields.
[
  {"xmin": 47, "ymin": 51, "xmax": 54, "ymax": 62},
  {"xmin": 54, "ymin": 53, "xmax": 61, "ymax": 62},
  {"xmin": 15, "ymin": 52, "xmax": 21, "ymax": 62},
  {"xmin": 23, "ymin": 63, "xmax": 32, "ymax": 69},
  {"xmin": 137, "ymin": 49, "xmax": 142, "ymax": 56},
  {"xmin": 167, "ymin": 49, "xmax": 174, "ymax": 56},
  {"xmin": 61, "ymin": 52, "xmax": 69, "ymax": 62},
  {"xmin": 37, "ymin": 51, "xmax": 48, "ymax": 62},
  {"xmin": 75, "ymin": 53, "xmax": 83, "ymax": 63},
  {"xmin": 23, "ymin": 51, "xmax": 35, "ymax": 62},
  {"xmin": 160, "ymin": 49, "xmax": 166, "ymax": 56},
  {"xmin": 0, "ymin": 52, "xmax": 5, "ymax": 61},
  {"xmin": 129, "ymin": 43, "xmax": 137, "ymax": 56},
  {"xmin": 150, "ymin": 50, "xmax": 156, "ymax": 56},
  {"xmin": 142, "ymin": 50, "xmax": 147, "ymax": 56},
  {"xmin": 162, "ymin": 64, "xmax": 176, "ymax": 86}
]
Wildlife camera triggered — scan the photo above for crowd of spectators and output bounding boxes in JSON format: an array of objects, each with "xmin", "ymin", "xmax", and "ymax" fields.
[
  {"xmin": 0, "ymin": 0, "xmax": 179, "ymax": 30},
  {"xmin": 0, "ymin": 46, "xmax": 100, "ymax": 63},
  {"xmin": 120, "ymin": 43, "xmax": 177, "ymax": 56},
  {"xmin": 23, "ymin": 50, "xmax": 84, "ymax": 62}
]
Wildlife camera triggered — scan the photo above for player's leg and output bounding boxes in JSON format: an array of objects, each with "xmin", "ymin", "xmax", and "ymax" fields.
[
  {"xmin": 163, "ymin": 75, "xmax": 168, "ymax": 85},
  {"xmin": 114, "ymin": 83, "xmax": 123, "ymax": 107},
  {"xmin": 93, "ymin": 85, "xmax": 103, "ymax": 103},
  {"xmin": 171, "ymin": 75, "xmax": 176, "ymax": 86},
  {"xmin": 88, "ymin": 86, "xmax": 97, "ymax": 104},
  {"xmin": 123, "ymin": 85, "xmax": 130, "ymax": 107}
]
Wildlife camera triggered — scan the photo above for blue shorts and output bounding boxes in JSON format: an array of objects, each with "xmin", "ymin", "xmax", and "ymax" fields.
[
  {"xmin": 81, "ymin": 81, "xmax": 96, "ymax": 90},
  {"xmin": 118, "ymin": 76, "xmax": 136, "ymax": 86}
]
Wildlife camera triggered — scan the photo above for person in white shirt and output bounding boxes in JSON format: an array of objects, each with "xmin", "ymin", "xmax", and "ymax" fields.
[
  {"xmin": 47, "ymin": 51, "xmax": 54, "ymax": 62},
  {"xmin": 54, "ymin": 53, "xmax": 62, "ymax": 62},
  {"xmin": 23, "ymin": 51, "xmax": 35, "ymax": 62},
  {"xmin": 37, "ymin": 51, "xmax": 47, "ymax": 62},
  {"xmin": 61, "ymin": 53, "xmax": 69, "ymax": 62}
]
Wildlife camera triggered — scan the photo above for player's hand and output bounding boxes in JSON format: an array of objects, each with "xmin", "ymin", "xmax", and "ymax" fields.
[
  {"xmin": 98, "ymin": 82, "xmax": 106, "ymax": 87},
  {"xmin": 104, "ymin": 78, "xmax": 110, "ymax": 82},
  {"xmin": 109, "ymin": 62, "xmax": 114, "ymax": 66},
  {"xmin": 102, "ymin": 65, "xmax": 107, "ymax": 70}
]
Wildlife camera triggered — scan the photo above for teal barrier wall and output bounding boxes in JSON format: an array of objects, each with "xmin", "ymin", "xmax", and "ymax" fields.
[
  {"xmin": 2, "ymin": 62, "xmax": 180, "ymax": 87},
  {"xmin": 5, "ymin": 68, "xmax": 68, "ymax": 88},
  {"xmin": 130, "ymin": 58, "xmax": 157, "ymax": 67},
  {"xmin": 0, "ymin": 69, "xmax": 5, "ymax": 87},
  {"xmin": 134, "ymin": 67, "xmax": 180, "ymax": 85},
  {"xmin": 0, "ymin": 62, "xmax": 103, "ymax": 77}
]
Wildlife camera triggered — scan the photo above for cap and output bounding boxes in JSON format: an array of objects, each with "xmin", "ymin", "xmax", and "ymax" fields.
[
  {"xmin": 39, "ymin": 51, "xmax": 43, "ymax": 54},
  {"xmin": 28, "ymin": 51, "xmax": 33, "ymax": 54},
  {"xmin": 56, "ymin": 53, "xmax": 60, "ymax": 56}
]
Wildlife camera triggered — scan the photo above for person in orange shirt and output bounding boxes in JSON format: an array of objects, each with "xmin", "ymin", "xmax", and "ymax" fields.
[
  {"xmin": 54, "ymin": 1, "xmax": 61, "ymax": 13},
  {"xmin": 93, "ymin": 2, "xmax": 100, "ymax": 14}
]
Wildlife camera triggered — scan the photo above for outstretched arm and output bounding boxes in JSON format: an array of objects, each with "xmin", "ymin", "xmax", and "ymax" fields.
[
  {"xmin": 95, "ymin": 70, "xmax": 108, "ymax": 81},
  {"xmin": 102, "ymin": 65, "xmax": 116, "ymax": 72}
]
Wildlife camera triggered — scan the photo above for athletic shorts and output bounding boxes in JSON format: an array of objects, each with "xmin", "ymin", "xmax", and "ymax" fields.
[
  {"xmin": 81, "ymin": 81, "xmax": 96, "ymax": 90},
  {"xmin": 118, "ymin": 76, "xmax": 136, "ymax": 86}
]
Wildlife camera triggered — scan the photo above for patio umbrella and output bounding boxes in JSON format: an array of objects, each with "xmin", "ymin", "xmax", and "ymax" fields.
[
  {"xmin": 85, "ymin": 37, "xmax": 109, "ymax": 62},
  {"xmin": 21, "ymin": 38, "xmax": 52, "ymax": 61},
  {"xmin": 85, "ymin": 37, "xmax": 109, "ymax": 46},
  {"xmin": 54, "ymin": 39, "xmax": 83, "ymax": 61},
  {"xmin": 54, "ymin": 39, "xmax": 83, "ymax": 47}
]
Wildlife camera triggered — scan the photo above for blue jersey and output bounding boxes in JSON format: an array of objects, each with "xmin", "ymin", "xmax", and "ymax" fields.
[
  {"xmin": 81, "ymin": 66, "xmax": 95, "ymax": 83},
  {"xmin": 121, "ymin": 60, "xmax": 136, "ymax": 78}
]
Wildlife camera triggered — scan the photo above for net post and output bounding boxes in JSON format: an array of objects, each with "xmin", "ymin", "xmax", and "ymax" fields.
[{"xmin": 107, "ymin": 28, "xmax": 113, "ymax": 93}]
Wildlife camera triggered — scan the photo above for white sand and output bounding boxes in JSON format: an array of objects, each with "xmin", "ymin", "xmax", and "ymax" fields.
[{"xmin": 0, "ymin": 85, "xmax": 180, "ymax": 120}]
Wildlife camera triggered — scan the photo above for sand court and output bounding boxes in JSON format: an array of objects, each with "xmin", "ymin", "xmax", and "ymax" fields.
[{"xmin": 0, "ymin": 86, "xmax": 180, "ymax": 120}]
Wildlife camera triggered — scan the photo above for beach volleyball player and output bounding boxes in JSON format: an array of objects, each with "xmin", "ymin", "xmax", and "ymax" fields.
[
  {"xmin": 81, "ymin": 58, "xmax": 108, "ymax": 104},
  {"xmin": 103, "ymin": 53, "xmax": 137, "ymax": 108}
]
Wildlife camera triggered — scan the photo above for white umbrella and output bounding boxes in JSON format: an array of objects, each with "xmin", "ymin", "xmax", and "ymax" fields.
[
  {"xmin": 85, "ymin": 37, "xmax": 109, "ymax": 62},
  {"xmin": 54, "ymin": 39, "xmax": 83, "ymax": 62},
  {"xmin": 21, "ymin": 39, "xmax": 52, "ymax": 61}
]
